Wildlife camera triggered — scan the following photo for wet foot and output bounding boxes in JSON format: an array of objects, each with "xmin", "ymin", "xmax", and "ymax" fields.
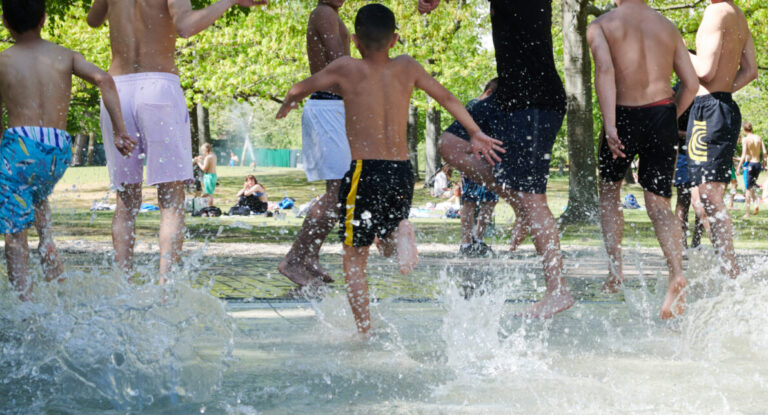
[
  {"xmin": 521, "ymin": 289, "xmax": 574, "ymax": 319},
  {"xmin": 278, "ymin": 257, "xmax": 315, "ymax": 286},
  {"xmin": 305, "ymin": 258, "xmax": 333, "ymax": 283},
  {"xmin": 660, "ymin": 276, "xmax": 687, "ymax": 320},
  {"xmin": 602, "ymin": 274, "xmax": 624, "ymax": 293},
  {"xmin": 38, "ymin": 242, "xmax": 64, "ymax": 283},
  {"xmin": 395, "ymin": 223, "xmax": 418, "ymax": 275}
]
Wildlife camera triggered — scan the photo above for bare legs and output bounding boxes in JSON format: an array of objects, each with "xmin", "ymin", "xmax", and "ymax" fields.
[
  {"xmin": 5, "ymin": 231, "xmax": 31, "ymax": 301},
  {"xmin": 744, "ymin": 185, "xmax": 758, "ymax": 217},
  {"xmin": 697, "ymin": 182, "xmax": 739, "ymax": 279},
  {"xmin": 439, "ymin": 133, "xmax": 573, "ymax": 318},
  {"xmin": 675, "ymin": 186, "xmax": 705, "ymax": 248},
  {"xmin": 113, "ymin": 181, "xmax": 186, "ymax": 280},
  {"xmin": 600, "ymin": 180, "xmax": 688, "ymax": 319},
  {"xmin": 346, "ymin": 219, "xmax": 418, "ymax": 335},
  {"xmin": 460, "ymin": 200, "xmax": 497, "ymax": 246},
  {"xmin": 4, "ymin": 200, "xmax": 63, "ymax": 301},
  {"xmin": 599, "ymin": 181, "xmax": 625, "ymax": 292},
  {"xmin": 279, "ymin": 179, "xmax": 341, "ymax": 286}
]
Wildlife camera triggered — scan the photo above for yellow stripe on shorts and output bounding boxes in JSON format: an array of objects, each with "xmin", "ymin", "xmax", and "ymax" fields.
[
  {"xmin": 344, "ymin": 161, "xmax": 364, "ymax": 246},
  {"xmin": 688, "ymin": 120, "xmax": 708, "ymax": 162}
]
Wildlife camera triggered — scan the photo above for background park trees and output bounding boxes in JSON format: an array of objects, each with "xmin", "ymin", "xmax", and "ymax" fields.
[{"xmin": 0, "ymin": 0, "xmax": 766, "ymax": 223}]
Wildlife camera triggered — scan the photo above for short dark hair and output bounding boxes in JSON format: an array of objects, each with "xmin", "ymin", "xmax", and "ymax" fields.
[
  {"xmin": 484, "ymin": 78, "xmax": 498, "ymax": 94},
  {"xmin": 1, "ymin": 0, "xmax": 45, "ymax": 34},
  {"xmin": 743, "ymin": 122, "xmax": 753, "ymax": 133},
  {"xmin": 354, "ymin": 4, "xmax": 396, "ymax": 50}
]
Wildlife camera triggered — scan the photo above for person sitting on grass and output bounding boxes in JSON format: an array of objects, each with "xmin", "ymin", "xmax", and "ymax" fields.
[
  {"xmin": 195, "ymin": 142, "xmax": 217, "ymax": 206},
  {"xmin": 276, "ymin": 3, "xmax": 502, "ymax": 336},
  {"xmin": 0, "ymin": 0, "xmax": 133, "ymax": 300},
  {"xmin": 229, "ymin": 175, "xmax": 268, "ymax": 215},
  {"xmin": 432, "ymin": 164, "xmax": 457, "ymax": 199}
]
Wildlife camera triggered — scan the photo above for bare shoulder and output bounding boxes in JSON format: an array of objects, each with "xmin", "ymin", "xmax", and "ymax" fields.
[
  {"xmin": 393, "ymin": 54, "xmax": 420, "ymax": 69},
  {"xmin": 44, "ymin": 40, "xmax": 77, "ymax": 59},
  {"xmin": 309, "ymin": 4, "xmax": 338, "ymax": 26}
]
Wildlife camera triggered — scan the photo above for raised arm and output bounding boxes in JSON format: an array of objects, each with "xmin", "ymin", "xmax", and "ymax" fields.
[
  {"xmin": 168, "ymin": 0, "xmax": 266, "ymax": 39},
  {"xmin": 732, "ymin": 31, "xmax": 758, "ymax": 92},
  {"xmin": 672, "ymin": 35, "xmax": 699, "ymax": 118},
  {"xmin": 691, "ymin": 7, "xmax": 723, "ymax": 83},
  {"xmin": 412, "ymin": 58, "xmax": 504, "ymax": 164},
  {"xmin": 86, "ymin": 0, "xmax": 108, "ymax": 28},
  {"xmin": 588, "ymin": 21, "xmax": 624, "ymax": 159},
  {"xmin": 72, "ymin": 53, "xmax": 135, "ymax": 156},
  {"xmin": 275, "ymin": 58, "xmax": 348, "ymax": 119}
]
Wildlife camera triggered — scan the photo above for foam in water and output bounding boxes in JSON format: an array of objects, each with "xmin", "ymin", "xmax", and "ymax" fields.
[{"xmin": 0, "ymin": 255, "xmax": 234, "ymax": 413}]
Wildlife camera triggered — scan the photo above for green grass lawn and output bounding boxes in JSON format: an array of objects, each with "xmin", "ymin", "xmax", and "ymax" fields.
[{"xmin": 46, "ymin": 166, "xmax": 768, "ymax": 250}]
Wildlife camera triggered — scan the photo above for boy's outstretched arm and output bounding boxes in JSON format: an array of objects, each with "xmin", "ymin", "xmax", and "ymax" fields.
[
  {"xmin": 412, "ymin": 58, "xmax": 504, "ymax": 164},
  {"xmin": 168, "ymin": 0, "xmax": 267, "ymax": 39},
  {"xmin": 72, "ymin": 53, "xmax": 135, "ymax": 156},
  {"xmin": 276, "ymin": 58, "xmax": 346, "ymax": 119}
]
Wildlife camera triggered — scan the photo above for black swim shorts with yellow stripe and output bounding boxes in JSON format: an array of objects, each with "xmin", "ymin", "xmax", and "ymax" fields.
[
  {"xmin": 685, "ymin": 92, "xmax": 742, "ymax": 185},
  {"xmin": 338, "ymin": 160, "xmax": 414, "ymax": 247}
]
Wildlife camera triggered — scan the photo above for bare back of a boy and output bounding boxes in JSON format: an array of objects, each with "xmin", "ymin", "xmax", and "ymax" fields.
[
  {"xmin": 88, "ymin": 0, "xmax": 178, "ymax": 75},
  {"xmin": 325, "ymin": 55, "xmax": 424, "ymax": 161},
  {"xmin": 0, "ymin": 41, "xmax": 77, "ymax": 129},
  {"xmin": 593, "ymin": 4, "xmax": 681, "ymax": 105}
]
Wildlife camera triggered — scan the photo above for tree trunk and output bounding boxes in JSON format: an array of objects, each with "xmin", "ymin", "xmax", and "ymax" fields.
[
  {"xmin": 190, "ymin": 105, "xmax": 199, "ymax": 157},
  {"xmin": 407, "ymin": 103, "xmax": 420, "ymax": 180},
  {"xmin": 86, "ymin": 132, "xmax": 96, "ymax": 166},
  {"xmin": 424, "ymin": 99, "xmax": 442, "ymax": 186},
  {"xmin": 559, "ymin": 0, "xmax": 599, "ymax": 224},
  {"xmin": 72, "ymin": 133, "xmax": 88, "ymax": 166},
  {"xmin": 196, "ymin": 103, "xmax": 210, "ymax": 146}
]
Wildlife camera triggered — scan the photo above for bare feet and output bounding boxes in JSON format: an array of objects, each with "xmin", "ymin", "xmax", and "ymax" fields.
[
  {"xmin": 395, "ymin": 221, "xmax": 418, "ymax": 275},
  {"xmin": 660, "ymin": 276, "xmax": 687, "ymax": 320},
  {"xmin": 38, "ymin": 242, "xmax": 64, "ymax": 283},
  {"xmin": 278, "ymin": 257, "xmax": 315, "ymax": 286},
  {"xmin": 375, "ymin": 236, "xmax": 395, "ymax": 258},
  {"xmin": 304, "ymin": 257, "xmax": 334, "ymax": 283},
  {"xmin": 602, "ymin": 273, "xmax": 624, "ymax": 293},
  {"xmin": 521, "ymin": 288, "xmax": 574, "ymax": 319}
]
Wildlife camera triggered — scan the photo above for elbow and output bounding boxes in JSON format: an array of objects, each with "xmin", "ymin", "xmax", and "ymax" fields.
[
  {"xmin": 94, "ymin": 72, "xmax": 115, "ymax": 90},
  {"xmin": 176, "ymin": 27, "xmax": 195, "ymax": 39},
  {"xmin": 748, "ymin": 67, "xmax": 759, "ymax": 83}
]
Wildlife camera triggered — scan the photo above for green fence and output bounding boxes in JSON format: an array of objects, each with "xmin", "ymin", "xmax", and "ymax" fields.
[{"xmin": 253, "ymin": 149, "xmax": 302, "ymax": 168}]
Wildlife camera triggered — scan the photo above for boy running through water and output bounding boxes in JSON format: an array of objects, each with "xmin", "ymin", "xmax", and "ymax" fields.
[
  {"xmin": 0, "ymin": 0, "xmax": 133, "ymax": 300},
  {"xmin": 87, "ymin": 0, "xmax": 264, "ymax": 277},
  {"xmin": 279, "ymin": 0, "xmax": 351, "ymax": 287},
  {"xmin": 277, "ymin": 4, "xmax": 503, "ymax": 335}
]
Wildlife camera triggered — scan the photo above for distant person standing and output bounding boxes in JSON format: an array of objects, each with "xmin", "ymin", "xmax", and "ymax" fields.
[
  {"xmin": 736, "ymin": 122, "xmax": 766, "ymax": 217},
  {"xmin": 195, "ymin": 143, "xmax": 217, "ymax": 205},
  {"xmin": 279, "ymin": 0, "xmax": 352, "ymax": 287},
  {"xmin": 687, "ymin": 0, "xmax": 757, "ymax": 278},
  {"xmin": 229, "ymin": 150, "xmax": 239, "ymax": 167},
  {"xmin": 87, "ymin": 0, "xmax": 265, "ymax": 277}
]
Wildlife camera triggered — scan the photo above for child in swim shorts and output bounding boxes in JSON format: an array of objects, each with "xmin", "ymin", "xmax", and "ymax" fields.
[
  {"xmin": 276, "ymin": 4, "xmax": 501, "ymax": 335},
  {"xmin": 0, "ymin": 0, "xmax": 132, "ymax": 300}
]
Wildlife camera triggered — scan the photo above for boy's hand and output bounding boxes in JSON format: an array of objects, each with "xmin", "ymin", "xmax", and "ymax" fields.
[
  {"xmin": 470, "ymin": 131, "xmax": 505, "ymax": 166},
  {"xmin": 114, "ymin": 131, "xmax": 137, "ymax": 157},
  {"xmin": 276, "ymin": 100, "xmax": 298, "ymax": 119},
  {"xmin": 605, "ymin": 126, "xmax": 626, "ymax": 159}
]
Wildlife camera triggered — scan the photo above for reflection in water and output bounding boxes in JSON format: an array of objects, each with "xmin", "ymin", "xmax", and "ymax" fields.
[{"xmin": 1, "ymin": 247, "xmax": 767, "ymax": 413}]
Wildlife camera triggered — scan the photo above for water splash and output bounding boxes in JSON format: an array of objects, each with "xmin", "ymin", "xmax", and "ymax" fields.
[{"xmin": 0, "ymin": 262, "xmax": 234, "ymax": 412}]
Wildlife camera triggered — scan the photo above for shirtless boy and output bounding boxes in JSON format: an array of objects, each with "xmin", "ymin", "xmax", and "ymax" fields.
[
  {"xmin": 0, "ymin": 0, "xmax": 132, "ymax": 300},
  {"xmin": 587, "ymin": 0, "xmax": 699, "ymax": 319},
  {"xmin": 87, "ymin": 0, "xmax": 264, "ymax": 277},
  {"xmin": 736, "ymin": 122, "xmax": 765, "ymax": 217},
  {"xmin": 687, "ymin": 0, "xmax": 757, "ymax": 278},
  {"xmin": 277, "ymin": 4, "xmax": 503, "ymax": 335},
  {"xmin": 195, "ymin": 142, "xmax": 217, "ymax": 205},
  {"xmin": 279, "ymin": 0, "xmax": 351, "ymax": 288}
]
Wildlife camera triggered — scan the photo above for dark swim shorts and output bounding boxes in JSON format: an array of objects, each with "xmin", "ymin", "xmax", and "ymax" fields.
[
  {"xmin": 744, "ymin": 162, "xmax": 762, "ymax": 189},
  {"xmin": 686, "ymin": 92, "xmax": 741, "ymax": 185},
  {"xmin": 445, "ymin": 95, "xmax": 564, "ymax": 195},
  {"xmin": 599, "ymin": 101, "xmax": 678, "ymax": 198},
  {"xmin": 461, "ymin": 176, "xmax": 499, "ymax": 203},
  {"xmin": 338, "ymin": 160, "xmax": 414, "ymax": 247}
]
